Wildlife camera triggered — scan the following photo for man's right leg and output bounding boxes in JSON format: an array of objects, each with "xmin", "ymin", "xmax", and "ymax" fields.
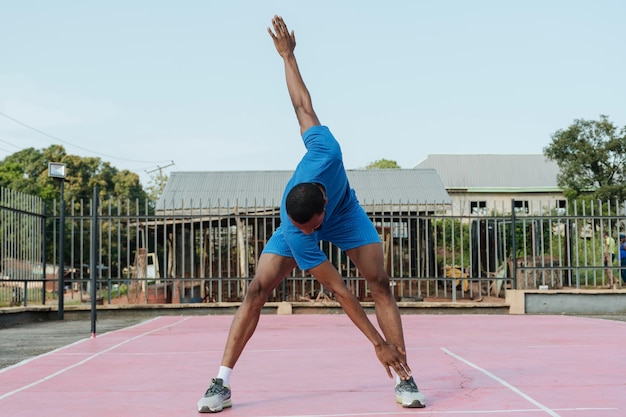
[
  {"xmin": 220, "ymin": 254, "xmax": 297, "ymax": 368},
  {"xmin": 198, "ymin": 254, "xmax": 296, "ymax": 413}
]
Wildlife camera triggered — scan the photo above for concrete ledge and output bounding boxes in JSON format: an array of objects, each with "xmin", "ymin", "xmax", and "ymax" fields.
[
  {"xmin": 507, "ymin": 289, "xmax": 626, "ymax": 315},
  {"xmin": 0, "ymin": 300, "xmax": 509, "ymax": 327},
  {"xmin": 5, "ymin": 292, "xmax": 624, "ymax": 323},
  {"xmin": 276, "ymin": 301, "xmax": 293, "ymax": 315},
  {"xmin": 0, "ymin": 305, "xmax": 54, "ymax": 314},
  {"xmin": 0, "ymin": 305, "xmax": 54, "ymax": 327},
  {"xmin": 286, "ymin": 301, "xmax": 508, "ymax": 315}
]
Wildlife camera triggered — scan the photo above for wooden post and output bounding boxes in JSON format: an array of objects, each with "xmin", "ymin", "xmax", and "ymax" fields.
[{"xmin": 129, "ymin": 248, "xmax": 147, "ymax": 304}]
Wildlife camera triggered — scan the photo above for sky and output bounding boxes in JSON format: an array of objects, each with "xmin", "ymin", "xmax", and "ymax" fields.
[{"xmin": 1, "ymin": 1, "xmax": 625, "ymax": 186}]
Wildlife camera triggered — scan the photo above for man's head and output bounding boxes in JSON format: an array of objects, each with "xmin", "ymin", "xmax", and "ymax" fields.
[
  {"xmin": 621, "ymin": 234, "xmax": 626, "ymax": 241},
  {"xmin": 286, "ymin": 182, "xmax": 326, "ymax": 234}
]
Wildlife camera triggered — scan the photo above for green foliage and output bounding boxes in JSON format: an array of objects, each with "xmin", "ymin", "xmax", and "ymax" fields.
[
  {"xmin": 0, "ymin": 145, "xmax": 148, "ymax": 205},
  {"xmin": 0, "ymin": 284, "xmax": 48, "ymax": 307},
  {"xmin": 433, "ymin": 219, "xmax": 471, "ymax": 266},
  {"xmin": 145, "ymin": 172, "xmax": 168, "ymax": 203},
  {"xmin": 544, "ymin": 115, "xmax": 626, "ymax": 200},
  {"xmin": 1, "ymin": 146, "xmax": 151, "ymax": 268},
  {"xmin": 110, "ymin": 283, "xmax": 128, "ymax": 298},
  {"xmin": 509, "ymin": 219, "xmax": 554, "ymax": 259},
  {"xmin": 365, "ymin": 159, "xmax": 401, "ymax": 169}
]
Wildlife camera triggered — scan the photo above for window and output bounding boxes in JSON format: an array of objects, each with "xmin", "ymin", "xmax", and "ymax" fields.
[
  {"xmin": 513, "ymin": 200, "xmax": 529, "ymax": 214},
  {"xmin": 470, "ymin": 200, "xmax": 487, "ymax": 215}
]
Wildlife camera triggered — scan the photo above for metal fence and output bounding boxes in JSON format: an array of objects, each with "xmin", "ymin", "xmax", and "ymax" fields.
[
  {"xmin": 0, "ymin": 188, "xmax": 46, "ymax": 306},
  {"xmin": 1, "ymin": 187, "xmax": 625, "ymax": 308}
]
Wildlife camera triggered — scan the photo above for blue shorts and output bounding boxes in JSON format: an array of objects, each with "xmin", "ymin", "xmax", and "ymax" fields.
[{"xmin": 263, "ymin": 200, "xmax": 381, "ymax": 261}]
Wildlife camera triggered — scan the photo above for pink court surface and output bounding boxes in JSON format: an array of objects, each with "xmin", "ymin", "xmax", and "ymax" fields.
[{"xmin": 1, "ymin": 314, "xmax": 625, "ymax": 417}]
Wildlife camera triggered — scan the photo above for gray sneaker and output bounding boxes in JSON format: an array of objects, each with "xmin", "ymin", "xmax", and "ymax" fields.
[
  {"xmin": 197, "ymin": 378, "xmax": 232, "ymax": 413},
  {"xmin": 395, "ymin": 376, "xmax": 426, "ymax": 408}
]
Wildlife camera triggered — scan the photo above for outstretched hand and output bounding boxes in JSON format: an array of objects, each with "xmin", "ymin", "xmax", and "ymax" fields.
[
  {"xmin": 267, "ymin": 15, "xmax": 296, "ymax": 58},
  {"xmin": 375, "ymin": 341, "xmax": 412, "ymax": 380}
]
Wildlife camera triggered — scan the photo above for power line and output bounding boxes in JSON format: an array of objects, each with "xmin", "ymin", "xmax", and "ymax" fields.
[
  {"xmin": 0, "ymin": 110, "xmax": 173, "ymax": 164},
  {"xmin": 0, "ymin": 138, "xmax": 23, "ymax": 150}
]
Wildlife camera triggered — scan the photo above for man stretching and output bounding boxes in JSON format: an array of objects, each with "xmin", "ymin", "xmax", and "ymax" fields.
[{"xmin": 197, "ymin": 15, "xmax": 426, "ymax": 413}]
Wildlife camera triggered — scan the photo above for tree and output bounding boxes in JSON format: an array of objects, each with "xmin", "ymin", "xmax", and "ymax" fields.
[
  {"xmin": 544, "ymin": 115, "xmax": 626, "ymax": 200},
  {"xmin": 145, "ymin": 172, "xmax": 168, "ymax": 203},
  {"xmin": 0, "ymin": 145, "xmax": 148, "ymax": 204},
  {"xmin": 365, "ymin": 159, "xmax": 401, "ymax": 169},
  {"xmin": 0, "ymin": 146, "xmax": 150, "ymax": 268}
]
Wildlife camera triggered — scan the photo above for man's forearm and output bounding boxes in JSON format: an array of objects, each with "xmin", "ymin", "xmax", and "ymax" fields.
[
  {"xmin": 333, "ymin": 288, "xmax": 385, "ymax": 347},
  {"xmin": 310, "ymin": 262, "xmax": 384, "ymax": 347},
  {"xmin": 282, "ymin": 54, "xmax": 319, "ymax": 133},
  {"xmin": 283, "ymin": 55, "xmax": 311, "ymax": 114}
]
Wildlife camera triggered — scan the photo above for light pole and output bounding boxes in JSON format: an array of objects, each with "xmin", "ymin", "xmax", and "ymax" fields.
[{"xmin": 48, "ymin": 162, "xmax": 66, "ymax": 320}]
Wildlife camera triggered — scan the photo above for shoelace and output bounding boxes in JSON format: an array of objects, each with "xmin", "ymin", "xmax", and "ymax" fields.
[
  {"xmin": 398, "ymin": 378, "xmax": 418, "ymax": 392},
  {"xmin": 205, "ymin": 380, "xmax": 226, "ymax": 395}
]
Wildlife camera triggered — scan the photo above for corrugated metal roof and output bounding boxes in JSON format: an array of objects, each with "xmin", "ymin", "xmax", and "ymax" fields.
[
  {"xmin": 346, "ymin": 169, "xmax": 450, "ymax": 203},
  {"xmin": 414, "ymin": 154, "xmax": 561, "ymax": 190},
  {"xmin": 156, "ymin": 169, "xmax": 451, "ymax": 210}
]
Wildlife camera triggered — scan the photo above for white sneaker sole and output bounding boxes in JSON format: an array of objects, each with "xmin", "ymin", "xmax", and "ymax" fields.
[
  {"xmin": 396, "ymin": 396, "xmax": 426, "ymax": 408},
  {"xmin": 197, "ymin": 398, "xmax": 232, "ymax": 413}
]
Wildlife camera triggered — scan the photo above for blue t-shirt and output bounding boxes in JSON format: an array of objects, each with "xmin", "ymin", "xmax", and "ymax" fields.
[{"xmin": 279, "ymin": 125, "xmax": 356, "ymax": 269}]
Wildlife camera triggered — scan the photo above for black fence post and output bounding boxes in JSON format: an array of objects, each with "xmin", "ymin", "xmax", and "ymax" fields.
[
  {"xmin": 58, "ymin": 180, "xmax": 65, "ymax": 320},
  {"xmin": 90, "ymin": 187, "xmax": 99, "ymax": 338},
  {"xmin": 42, "ymin": 208, "xmax": 47, "ymax": 305},
  {"xmin": 511, "ymin": 199, "xmax": 517, "ymax": 290}
]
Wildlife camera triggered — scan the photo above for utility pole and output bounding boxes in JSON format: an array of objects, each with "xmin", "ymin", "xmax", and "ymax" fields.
[{"xmin": 146, "ymin": 161, "xmax": 175, "ymax": 195}]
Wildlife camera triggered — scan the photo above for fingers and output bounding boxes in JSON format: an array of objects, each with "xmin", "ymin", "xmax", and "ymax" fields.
[
  {"xmin": 378, "ymin": 343, "xmax": 412, "ymax": 380},
  {"xmin": 267, "ymin": 16, "xmax": 282, "ymax": 39},
  {"xmin": 391, "ymin": 345, "xmax": 411, "ymax": 379},
  {"xmin": 273, "ymin": 15, "xmax": 288, "ymax": 33},
  {"xmin": 393, "ymin": 362, "xmax": 411, "ymax": 380},
  {"xmin": 268, "ymin": 15, "xmax": 296, "ymax": 54},
  {"xmin": 271, "ymin": 15, "xmax": 289, "ymax": 37},
  {"xmin": 399, "ymin": 363, "xmax": 412, "ymax": 380}
]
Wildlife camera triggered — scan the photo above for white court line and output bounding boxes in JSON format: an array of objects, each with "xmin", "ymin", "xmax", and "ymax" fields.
[
  {"xmin": 252, "ymin": 408, "xmax": 617, "ymax": 417},
  {"xmin": 441, "ymin": 347, "xmax": 562, "ymax": 417},
  {"xmin": 0, "ymin": 316, "xmax": 190, "ymax": 401}
]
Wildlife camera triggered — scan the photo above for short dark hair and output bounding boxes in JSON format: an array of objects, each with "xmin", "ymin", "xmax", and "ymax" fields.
[{"xmin": 285, "ymin": 183, "xmax": 325, "ymax": 224}]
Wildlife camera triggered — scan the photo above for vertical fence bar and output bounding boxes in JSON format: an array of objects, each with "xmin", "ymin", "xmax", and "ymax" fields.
[
  {"xmin": 41, "ymin": 198, "xmax": 47, "ymax": 305},
  {"xmin": 511, "ymin": 199, "xmax": 517, "ymax": 289},
  {"xmin": 90, "ymin": 187, "xmax": 99, "ymax": 337},
  {"xmin": 57, "ymin": 180, "xmax": 65, "ymax": 320}
]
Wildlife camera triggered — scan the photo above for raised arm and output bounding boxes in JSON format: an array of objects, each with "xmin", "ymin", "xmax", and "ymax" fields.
[{"xmin": 267, "ymin": 15, "xmax": 320, "ymax": 135}]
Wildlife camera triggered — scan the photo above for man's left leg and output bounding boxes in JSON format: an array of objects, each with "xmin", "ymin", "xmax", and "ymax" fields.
[
  {"xmin": 346, "ymin": 243, "xmax": 426, "ymax": 408},
  {"xmin": 345, "ymin": 244, "xmax": 404, "ymax": 354}
]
